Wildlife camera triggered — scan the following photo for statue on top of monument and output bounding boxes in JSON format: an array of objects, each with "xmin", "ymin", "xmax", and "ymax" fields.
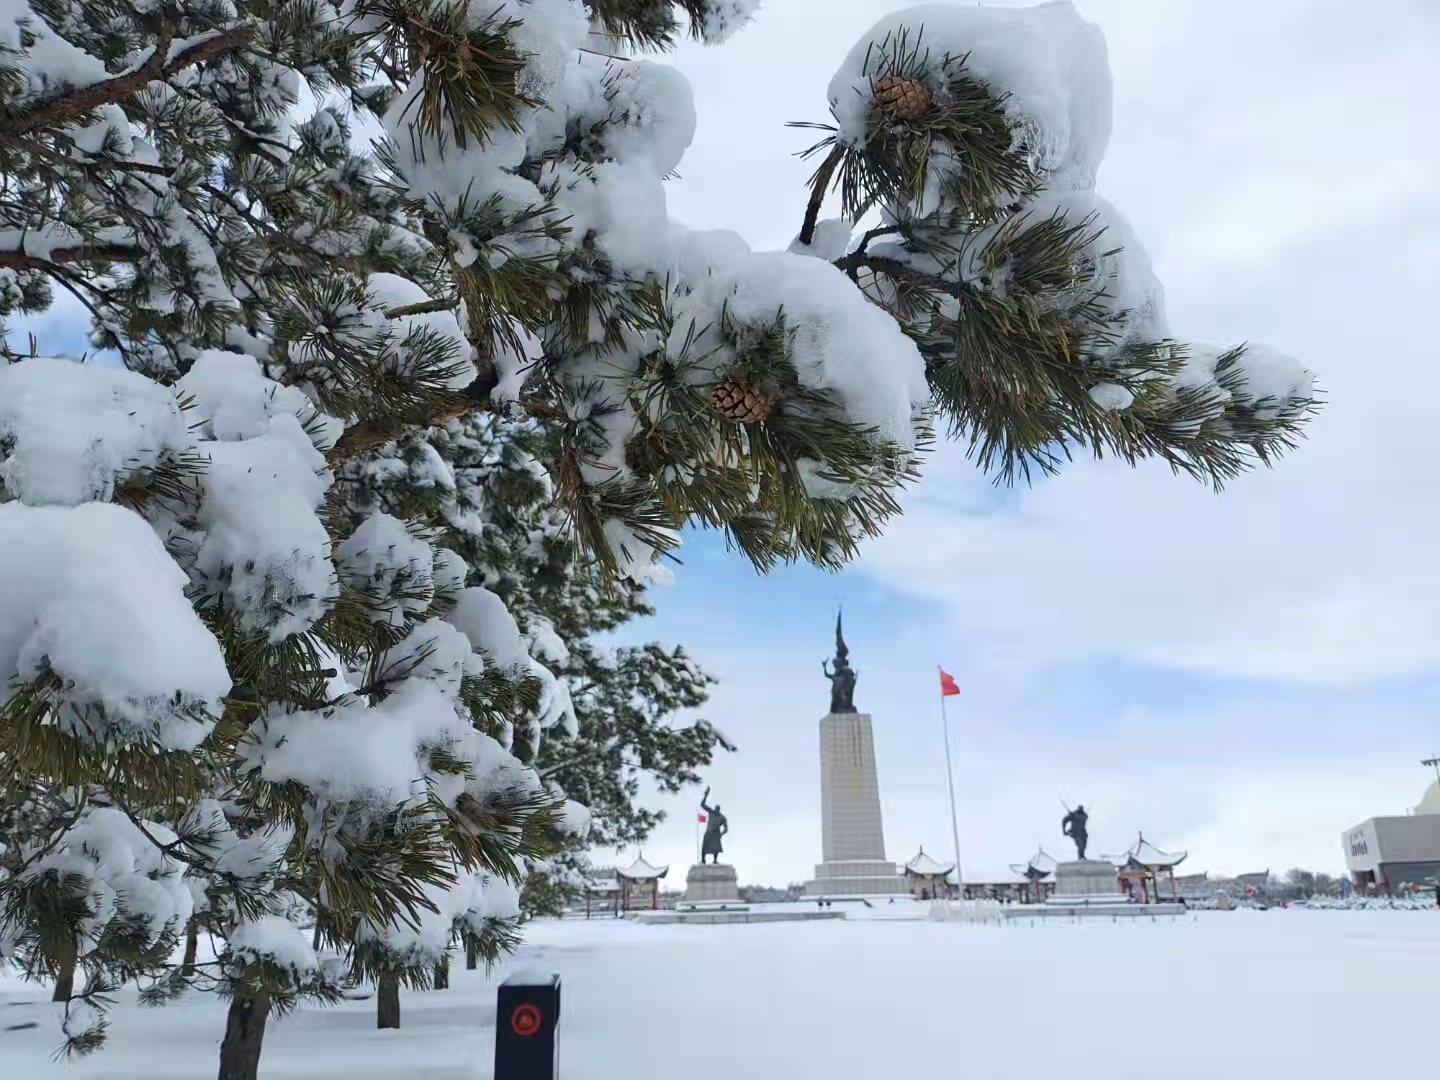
[
  {"xmin": 699, "ymin": 787, "xmax": 728, "ymax": 864},
  {"xmin": 1061, "ymin": 804, "xmax": 1089, "ymax": 861},
  {"xmin": 822, "ymin": 610, "xmax": 858, "ymax": 714}
]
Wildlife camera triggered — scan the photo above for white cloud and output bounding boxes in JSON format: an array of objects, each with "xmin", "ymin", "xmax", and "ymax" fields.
[{"xmin": 841, "ymin": 2, "xmax": 1440, "ymax": 687}]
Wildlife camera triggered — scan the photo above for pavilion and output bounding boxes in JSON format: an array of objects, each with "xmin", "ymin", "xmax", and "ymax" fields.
[
  {"xmin": 903, "ymin": 848, "xmax": 955, "ymax": 899},
  {"xmin": 614, "ymin": 854, "xmax": 668, "ymax": 913},
  {"xmin": 1117, "ymin": 834, "xmax": 1187, "ymax": 903},
  {"xmin": 1006, "ymin": 848, "xmax": 1058, "ymax": 904}
]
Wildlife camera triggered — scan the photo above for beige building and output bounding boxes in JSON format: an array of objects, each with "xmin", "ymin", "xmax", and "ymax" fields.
[{"xmin": 1341, "ymin": 781, "xmax": 1440, "ymax": 891}]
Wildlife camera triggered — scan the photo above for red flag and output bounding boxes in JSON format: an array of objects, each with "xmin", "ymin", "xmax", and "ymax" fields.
[
  {"xmin": 939, "ymin": 669, "xmax": 961, "ymax": 697},
  {"xmin": 697, "ymin": 813, "xmax": 707, "ymax": 823}
]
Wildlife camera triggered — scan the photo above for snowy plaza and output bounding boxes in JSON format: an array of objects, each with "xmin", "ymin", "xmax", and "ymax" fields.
[{"xmin": 5, "ymin": 907, "xmax": 1439, "ymax": 1080}]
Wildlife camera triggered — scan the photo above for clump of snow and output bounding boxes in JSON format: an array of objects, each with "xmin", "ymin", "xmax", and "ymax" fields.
[
  {"xmin": 492, "ymin": 331, "xmax": 545, "ymax": 405},
  {"xmin": 447, "ymin": 587, "xmax": 530, "ymax": 671},
  {"xmin": 190, "ymin": 433, "xmax": 335, "ymax": 642},
  {"xmin": 526, "ymin": 615, "xmax": 569, "ymax": 666},
  {"xmin": 432, "ymin": 547, "xmax": 469, "ymax": 595},
  {"xmin": 672, "ymin": 228, "xmax": 930, "ymax": 449},
  {"xmin": 180, "ymin": 800, "xmax": 291, "ymax": 882},
  {"xmin": 176, "ymin": 351, "xmax": 338, "ymax": 642},
  {"xmin": 365, "ymin": 274, "xmax": 475, "ymax": 391},
  {"xmin": 829, "ymin": 2, "xmax": 1112, "ymax": 193},
  {"xmin": 692, "ymin": 0, "xmax": 762, "ymax": 44},
  {"xmin": 244, "ymin": 679, "xmax": 463, "ymax": 807},
  {"xmin": 0, "ymin": 501, "xmax": 230, "ymax": 748},
  {"xmin": 24, "ymin": 807, "xmax": 193, "ymax": 948},
  {"xmin": 358, "ymin": 867, "xmax": 524, "ymax": 965},
  {"xmin": 1029, "ymin": 190, "xmax": 1167, "ymax": 348},
  {"xmin": 788, "ymin": 218, "xmax": 853, "ymax": 263},
  {"xmin": 335, "ymin": 513, "xmax": 436, "ymax": 627},
  {"xmin": 1088, "ymin": 383, "xmax": 1134, "ymax": 411},
  {"xmin": 1223, "ymin": 343, "xmax": 1314, "ymax": 416},
  {"xmin": 591, "ymin": 62, "xmax": 697, "ymax": 176},
  {"xmin": 229, "ymin": 916, "xmax": 319, "ymax": 980},
  {"xmin": 178, "ymin": 349, "xmax": 343, "ymax": 451},
  {"xmin": 0, "ymin": 358, "xmax": 191, "ymax": 506},
  {"xmin": 560, "ymin": 800, "xmax": 592, "ymax": 837}
]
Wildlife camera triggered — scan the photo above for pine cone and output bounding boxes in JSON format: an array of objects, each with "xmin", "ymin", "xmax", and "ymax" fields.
[
  {"xmin": 873, "ymin": 75, "xmax": 934, "ymax": 120},
  {"xmin": 711, "ymin": 380, "xmax": 771, "ymax": 423}
]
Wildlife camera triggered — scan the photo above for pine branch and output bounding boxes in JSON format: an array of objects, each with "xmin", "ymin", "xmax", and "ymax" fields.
[
  {"xmin": 797, "ymin": 144, "xmax": 843, "ymax": 246},
  {"xmin": 384, "ymin": 297, "xmax": 458, "ymax": 318},
  {"xmin": 0, "ymin": 243, "xmax": 139, "ymax": 272},
  {"xmin": 6, "ymin": 26, "xmax": 256, "ymax": 136}
]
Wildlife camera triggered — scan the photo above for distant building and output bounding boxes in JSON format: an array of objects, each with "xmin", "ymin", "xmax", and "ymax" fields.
[
  {"xmin": 1172, "ymin": 872, "xmax": 1214, "ymax": 900},
  {"xmin": 1215, "ymin": 871, "xmax": 1270, "ymax": 899},
  {"xmin": 1006, "ymin": 848, "xmax": 1058, "ymax": 903},
  {"xmin": 902, "ymin": 848, "xmax": 955, "ymax": 899},
  {"xmin": 1117, "ymin": 834, "xmax": 1187, "ymax": 903},
  {"xmin": 1347, "ymin": 777, "xmax": 1440, "ymax": 892},
  {"xmin": 1341, "ymin": 781, "xmax": 1440, "ymax": 893}
]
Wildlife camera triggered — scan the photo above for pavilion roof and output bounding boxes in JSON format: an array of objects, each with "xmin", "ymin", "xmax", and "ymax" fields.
[
  {"xmin": 904, "ymin": 848, "xmax": 954, "ymax": 877},
  {"xmin": 1124, "ymin": 834, "xmax": 1187, "ymax": 869},
  {"xmin": 617, "ymin": 854, "xmax": 668, "ymax": 881},
  {"xmin": 1009, "ymin": 847, "xmax": 1058, "ymax": 881}
]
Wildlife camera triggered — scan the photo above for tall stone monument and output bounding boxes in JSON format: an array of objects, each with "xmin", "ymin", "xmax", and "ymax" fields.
[{"xmin": 804, "ymin": 613, "xmax": 906, "ymax": 898}]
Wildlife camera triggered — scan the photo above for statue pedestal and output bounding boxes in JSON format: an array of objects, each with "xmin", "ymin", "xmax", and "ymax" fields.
[
  {"xmin": 683, "ymin": 863, "xmax": 739, "ymax": 904},
  {"xmin": 1049, "ymin": 860, "xmax": 1122, "ymax": 902}
]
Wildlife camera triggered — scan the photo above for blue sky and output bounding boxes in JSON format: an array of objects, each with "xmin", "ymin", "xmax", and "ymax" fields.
[{"xmin": 13, "ymin": 0, "xmax": 1438, "ymax": 887}]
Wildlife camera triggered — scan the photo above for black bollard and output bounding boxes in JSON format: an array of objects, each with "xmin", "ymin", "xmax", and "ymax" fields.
[{"xmin": 495, "ymin": 973, "xmax": 561, "ymax": 1080}]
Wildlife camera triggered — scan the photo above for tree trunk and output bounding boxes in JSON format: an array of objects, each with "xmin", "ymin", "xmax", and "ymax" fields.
[
  {"xmin": 182, "ymin": 919, "xmax": 199, "ymax": 977},
  {"xmin": 218, "ymin": 990, "xmax": 270, "ymax": 1080},
  {"xmin": 51, "ymin": 940, "xmax": 76, "ymax": 1003},
  {"xmin": 465, "ymin": 937, "xmax": 478, "ymax": 970},
  {"xmin": 433, "ymin": 955, "xmax": 449, "ymax": 990},
  {"xmin": 376, "ymin": 973, "xmax": 401, "ymax": 1029}
]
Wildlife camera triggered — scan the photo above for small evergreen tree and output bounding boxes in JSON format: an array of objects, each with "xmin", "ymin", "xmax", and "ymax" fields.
[{"xmin": 1, "ymin": 1, "xmax": 1317, "ymax": 1078}]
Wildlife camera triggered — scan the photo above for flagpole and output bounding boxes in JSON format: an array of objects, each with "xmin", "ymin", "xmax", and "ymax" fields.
[{"xmin": 939, "ymin": 668, "xmax": 964, "ymax": 898}]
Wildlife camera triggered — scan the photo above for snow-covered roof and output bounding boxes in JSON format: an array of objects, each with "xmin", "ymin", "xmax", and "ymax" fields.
[
  {"xmin": 904, "ymin": 848, "xmax": 953, "ymax": 877},
  {"xmin": 617, "ymin": 855, "xmax": 668, "ymax": 881},
  {"xmin": 1124, "ymin": 834, "xmax": 1187, "ymax": 869},
  {"xmin": 1009, "ymin": 847, "xmax": 1058, "ymax": 880}
]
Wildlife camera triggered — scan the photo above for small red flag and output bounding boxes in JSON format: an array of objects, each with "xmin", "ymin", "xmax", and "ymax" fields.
[
  {"xmin": 697, "ymin": 813, "xmax": 707, "ymax": 823},
  {"xmin": 939, "ymin": 669, "xmax": 960, "ymax": 697}
]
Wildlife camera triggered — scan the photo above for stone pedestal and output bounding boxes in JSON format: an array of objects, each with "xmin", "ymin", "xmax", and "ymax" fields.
[
  {"xmin": 1050, "ymin": 860, "xmax": 1121, "ymax": 901},
  {"xmin": 804, "ymin": 712, "xmax": 907, "ymax": 898},
  {"xmin": 683, "ymin": 863, "xmax": 739, "ymax": 904}
]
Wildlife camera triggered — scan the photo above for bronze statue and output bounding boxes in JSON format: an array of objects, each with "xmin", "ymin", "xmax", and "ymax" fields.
[
  {"xmin": 699, "ymin": 787, "xmax": 727, "ymax": 864},
  {"xmin": 821, "ymin": 610, "xmax": 858, "ymax": 714},
  {"xmin": 1061, "ymin": 804, "xmax": 1089, "ymax": 861}
]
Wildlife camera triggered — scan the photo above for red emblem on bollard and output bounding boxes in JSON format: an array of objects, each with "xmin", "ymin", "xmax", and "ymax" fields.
[{"xmin": 510, "ymin": 1003, "xmax": 542, "ymax": 1037}]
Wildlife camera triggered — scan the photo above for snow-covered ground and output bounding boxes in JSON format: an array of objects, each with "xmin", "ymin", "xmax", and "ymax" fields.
[{"xmin": 4, "ymin": 907, "xmax": 1438, "ymax": 1079}]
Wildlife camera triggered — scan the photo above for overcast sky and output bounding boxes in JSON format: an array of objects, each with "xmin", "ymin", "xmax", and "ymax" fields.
[{"xmin": 603, "ymin": 0, "xmax": 1440, "ymax": 887}]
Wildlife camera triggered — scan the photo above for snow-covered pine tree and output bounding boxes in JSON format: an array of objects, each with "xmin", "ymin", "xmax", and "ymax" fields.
[
  {"xmin": 333, "ymin": 411, "xmax": 731, "ymax": 920},
  {"xmin": 522, "ymin": 639, "xmax": 727, "ymax": 915},
  {"xmin": 1, "ymin": 0, "xmax": 1317, "ymax": 1077}
]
